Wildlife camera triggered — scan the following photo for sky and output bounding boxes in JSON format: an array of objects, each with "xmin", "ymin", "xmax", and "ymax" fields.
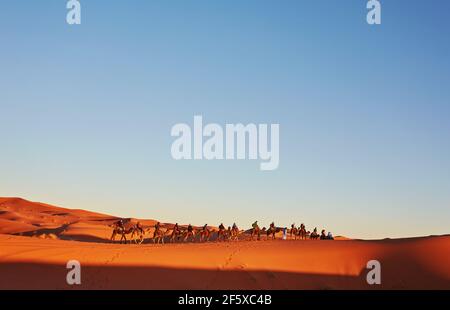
[{"xmin": 1, "ymin": 1, "xmax": 449, "ymax": 239}]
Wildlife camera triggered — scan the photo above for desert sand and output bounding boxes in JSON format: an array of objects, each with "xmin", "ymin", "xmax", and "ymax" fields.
[{"xmin": 0, "ymin": 197, "xmax": 449, "ymax": 290}]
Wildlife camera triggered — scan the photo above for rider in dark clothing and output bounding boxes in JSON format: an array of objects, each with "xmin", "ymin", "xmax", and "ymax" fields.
[
  {"xmin": 320, "ymin": 229, "xmax": 327, "ymax": 240},
  {"xmin": 116, "ymin": 219, "xmax": 125, "ymax": 229},
  {"xmin": 219, "ymin": 223, "xmax": 225, "ymax": 231},
  {"xmin": 188, "ymin": 224, "xmax": 193, "ymax": 232}
]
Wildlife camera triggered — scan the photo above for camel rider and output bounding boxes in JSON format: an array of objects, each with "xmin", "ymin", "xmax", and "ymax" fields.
[
  {"xmin": 270, "ymin": 222, "xmax": 275, "ymax": 228},
  {"xmin": 313, "ymin": 227, "xmax": 317, "ymax": 234},
  {"xmin": 327, "ymin": 232, "xmax": 334, "ymax": 240},
  {"xmin": 174, "ymin": 223, "xmax": 179, "ymax": 232},
  {"xmin": 321, "ymin": 229, "xmax": 326, "ymax": 239},
  {"xmin": 219, "ymin": 223, "xmax": 225, "ymax": 231},
  {"xmin": 252, "ymin": 221, "xmax": 258, "ymax": 229},
  {"xmin": 203, "ymin": 224, "xmax": 208, "ymax": 231},
  {"xmin": 301, "ymin": 223, "xmax": 305, "ymax": 230},
  {"xmin": 116, "ymin": 219, "xmax": 124, "ymax": 229},
  {"xmin": 188, "ymin": 224, "xmax": 193, "ymax": 233},
  {"xmin": 155, "ymin": 222, "xmax": 160, "ymax": 230},
  {"xmin": 232, "ymin": 223, "xmax": 237, "ymax": 230}
]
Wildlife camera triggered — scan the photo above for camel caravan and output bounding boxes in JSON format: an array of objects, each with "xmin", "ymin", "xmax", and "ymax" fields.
[{"xmin": 110, "ymin": 219, "xmax": 335, "ymax": 244}]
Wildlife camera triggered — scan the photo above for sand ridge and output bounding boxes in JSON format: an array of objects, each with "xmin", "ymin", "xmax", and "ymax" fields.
[{"xmin": 0, "ymin": 197, "xmax": 449, "ymax": 289}]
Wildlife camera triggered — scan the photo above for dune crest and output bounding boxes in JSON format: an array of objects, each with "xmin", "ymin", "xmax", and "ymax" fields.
[{"xmin": 0, "ymin": 197, "xmax": 449, "ymax": 290}]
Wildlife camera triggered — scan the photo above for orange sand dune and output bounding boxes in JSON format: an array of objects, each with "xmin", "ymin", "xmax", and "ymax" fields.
[
  {"xmin": 0, "ymin": 197, "xmax": 156, "ymax": 242},
  {"xmin": 0, "ymin": 197, "xmax": 449, "ymax": 290},
  {"xmin": 0, "ymin": 234, "xmax": 449, "ymax": 290}
]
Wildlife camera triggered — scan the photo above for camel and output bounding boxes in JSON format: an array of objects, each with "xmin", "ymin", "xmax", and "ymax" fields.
[
  {"xmin": 182, "ymin": 224, "xmax": 196, "ymax": 242},
  {"xmin": 152, "ymin": 222, "xmax": 167, "ymax": 244},
  {"xmin": 290, "ymin": 224, "xmax": 298, "ymax": 240},
  {"xmin": 229, "ymin": 224, "xmax": 240, "ymax": 241},
  {"xmin": 169, "ymin": 224, "xmax": 182, "ymax": 243},
  {"xmin": 198, "ymin": 224, "xmax": 211, "ymax": 242},
  {"xmin": 266, "ymin": 222, "xmax": 278, "ymax": 240},
  {"xmin": 320, "ymin": 229, "xmax": 328, "ymax": 240},
  {"xmin": 250, "ymin": 221, "xmax": 261, "ymax": 241},
  {"xmin": 310, "ymin": 227, "xmax": 319, "ymax": 240},
  {"xmin": 226, "ymin": 226, "xmax": 232, "ymax": 241},
  {"xmin": 298, "ymin": 223, "xmax": 307, "ymax": 240},
  {"xmin": 217, "ymin": 223, "xmax": 227, "ymax": 241},
  {"xmin": 111, "ymin": 225, "xmax": 144, "ymax": 244},
  {"xmin": 110, "ymin": 221, "xmax": 144, "ymax": 244},
  {"xmin": 132, "ymin": 222, "xmax": 145, "ymax": 244},
  {"xmin": 110, "ymin": 225, "xmax": 124, "ymax": 243}
]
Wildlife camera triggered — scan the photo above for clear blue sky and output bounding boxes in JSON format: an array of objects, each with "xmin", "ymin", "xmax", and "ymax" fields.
[{"xmin": 1, "ymin": 1, "xmax": 449, "ymax": 239}]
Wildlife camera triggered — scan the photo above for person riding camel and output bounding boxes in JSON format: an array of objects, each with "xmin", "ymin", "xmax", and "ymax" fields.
[
  {"xmin": 320, "ymin": 229, "xmax": 327, "ymax": 240},
  {"xmin": 219, "ymin": 223, "xmax": 225, "ymax": 231},
  {"xmin": 202, "ymin": 224, "xmax": 208, "ymax": 231},
  {"xmin": 232, "ymin": 222, "xmax": 238, "ymax": 230},
  {"xmin": 155, "ymin": 222, "xmax": 161, "ymax": 230},
  {"xmin": 115, "ymin": 219, "xmax": 125, "ymax": 230},
  {"xmin": 251, "ymin": 221, "xmax": 260, "ymax": 240},
  {"xmin": 327, "ymin": 231, "xmax": 334, "ymax": 240},
  {"xmin": 187, "ymin": 224, "xmax": 193, "ymax": 233}
]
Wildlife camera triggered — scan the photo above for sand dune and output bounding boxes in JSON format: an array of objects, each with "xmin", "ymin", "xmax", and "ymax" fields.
[
  {"xmin": 0, "ymin": 234, "xmax": 449, "ymax": 290},
  {"xmin": 0, "ymin": 197, "xmax": 449, "ymax": 290},
  {"xmin": 0, "ymin": 197, "xmax": 144, "ymax": 242}
]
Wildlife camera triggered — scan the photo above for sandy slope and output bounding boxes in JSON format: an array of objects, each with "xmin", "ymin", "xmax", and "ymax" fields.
[
  {"xmin": 0, "ymin": 197, "xmax": 449, "ymax": 290},
  {"xmin": 0, "ymin": 234, "xmax": 449, "ymax": 290},
  {"xmin": 0, "ymin": 197, "xmax": 158, "ymax": 242}
]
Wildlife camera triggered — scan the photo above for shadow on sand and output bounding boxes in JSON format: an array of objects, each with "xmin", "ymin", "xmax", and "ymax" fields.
[{"xmin": 1, "ymin": 259, "xmax": 448, "ymax": 290}]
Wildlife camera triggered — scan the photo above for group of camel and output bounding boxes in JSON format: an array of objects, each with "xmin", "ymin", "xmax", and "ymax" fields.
[{"xmin": 110, "ymin": 220, "xmax": 330, "ymax": 244}]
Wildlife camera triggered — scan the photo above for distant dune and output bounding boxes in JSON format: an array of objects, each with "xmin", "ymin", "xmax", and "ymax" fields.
[
  {"xmin": 0, "ymin": 197, "xmax": 449, "ymax": 290},
  {"xmin": 0, "ymin": 197, "xmax": 158, "ymax": 242}
]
